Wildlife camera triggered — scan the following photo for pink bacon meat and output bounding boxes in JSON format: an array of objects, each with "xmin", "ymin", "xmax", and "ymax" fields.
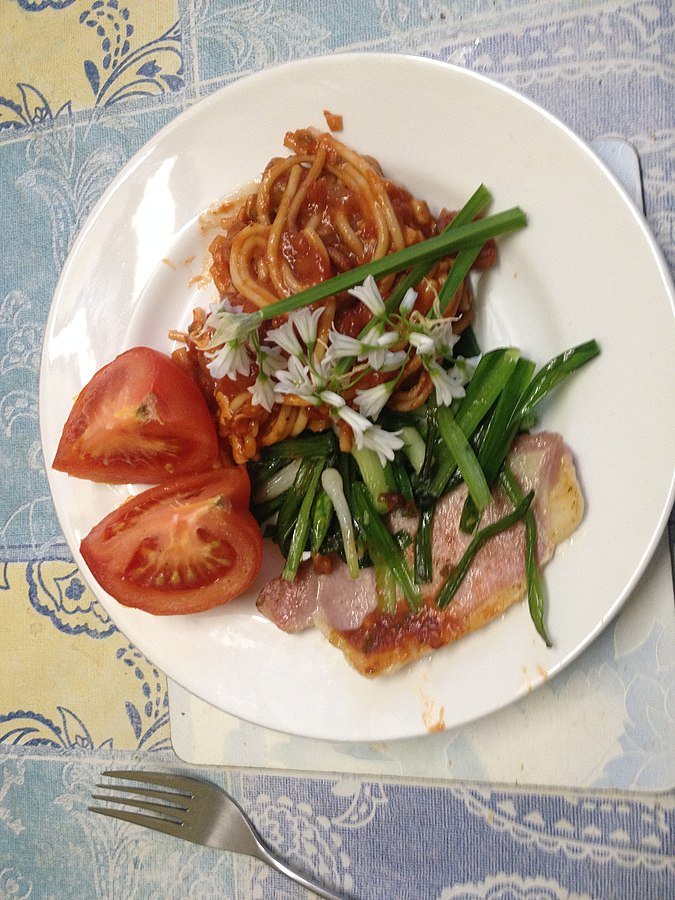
[{"xmin": 257, "ymin": 432, "xmax": 583, "ymax": 676}]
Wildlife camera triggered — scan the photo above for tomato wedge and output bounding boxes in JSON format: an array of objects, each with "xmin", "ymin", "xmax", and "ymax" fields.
[
  {"xmin": 53, "ymin": 347, "xmax": 219, "ymax": 483},
  {"xmin": 80, "ymin": 469, "xmax": 262, "ymax": 614}
]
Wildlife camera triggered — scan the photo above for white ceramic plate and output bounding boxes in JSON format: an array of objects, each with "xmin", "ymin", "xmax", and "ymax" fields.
[{"xmin": 40, "ymin": 54, "xmax": 675, "ymax": 742}]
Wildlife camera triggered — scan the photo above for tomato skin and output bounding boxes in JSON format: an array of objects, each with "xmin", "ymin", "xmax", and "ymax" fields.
[
  {"xmin": 80, "ymin": 469, "xmax": 262, "ymax": 615},
  {"xmin": 53, "ymin": 347, "xmax": 219, "ymax": 483}
]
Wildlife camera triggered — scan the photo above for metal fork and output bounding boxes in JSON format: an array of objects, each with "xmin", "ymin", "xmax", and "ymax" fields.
[{"xmin": 90, "ymin": 770, "xmax": 345, "ymax": 899}]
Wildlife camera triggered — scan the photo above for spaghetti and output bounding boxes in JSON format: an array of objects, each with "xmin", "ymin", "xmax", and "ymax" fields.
[{"xmin": 173, "ymin": 128, "xmax": 494, "ymax": 464}]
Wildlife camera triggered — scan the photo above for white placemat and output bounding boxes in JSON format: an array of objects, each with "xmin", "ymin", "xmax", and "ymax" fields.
[{"xmin": 169, "ymin": 532, "xmax": 673, "ymax": 789}]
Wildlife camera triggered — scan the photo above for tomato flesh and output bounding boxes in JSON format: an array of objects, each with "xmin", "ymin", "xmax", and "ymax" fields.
[
  {"xmin": 53, "ymin": 347, "xmax": 219, "ymax": 483},
  {"xmin": 80, "ymin": 469, "xmax": 262, "ymax": 614}
]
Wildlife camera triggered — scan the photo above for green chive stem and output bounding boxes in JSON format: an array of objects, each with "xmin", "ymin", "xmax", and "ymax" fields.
[
  {"xmin": 384, "ymin": 184, "xmax": 493, "ymax": 315},
  {"xmin": 436, "ymin": 490, "xmax": 534, "ymax": 609},
  {"xmin": 258, "ymin": 207, "xmax": 527, "ymax": 320},
  {"xmin": 437, "ymin": 406, "xmax": 493, "ymax": 512},
  {"xmin": 500, "ymin": 466, "xmax": 551, "ymax": 646},
  {"xmin": 351, "ymin": 483, "xmax": 422, "ymax": 612},
  {"xmin": 282, "ymin": 459, "xmax": 324, "ymax": 580}
]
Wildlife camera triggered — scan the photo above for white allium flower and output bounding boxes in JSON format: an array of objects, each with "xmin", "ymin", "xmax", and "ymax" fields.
[
  {"xmin": 379, "ymin": 350, "xmax": 408, "ymax": 373},
  {"xmin": 324, "ymin": 329, "xmax": 364, "ymax": 360},
  {"xmin": 365, "ymin": 346, "xmax": 389, "ymax": 372},
  {"xmin": 248, "ymin": 374, "xmax": 276, "ymax": 411},
  {"xmin": 428, "ymin": 318, "xmax": 460, "ymax": 358},
  {"xmin": 204, "ymin": 300, "xmax": 262, "ymax": 349},
  {"xmin": 337, "ymin": 404, "xmax": 403, "ymax": 464},
  {"xmin": 245, "ymin": 343, "xmax": 287, "ymax": 410},
  {"xmin": 363, "ymin": 325, "xmax": 398, "ymax": 371},
  {"xmin": 409, "ymin": 331, "xmax": 435, "ymax": 356},
  {"xmin": 360, "ymin": 423, "xmax": 404, "ymax": 463},
  {"xmin": 372, "ymin": 328, "xmax": 398, "ymax": 348},
  {"xmin": 310, "ymin": 352, "xmax": 334, "ymax": 387},
  {"xmin": 259, "ymin": 345, "xmax": 287, "ymax": 376},
  {"xmin": 424, "ymin": 358, "xmax": 467, "ymax": 406},
  {"xmin": 399, "ymin": 287, "xmax": 418, "ymax": 315},
  {"xmin": 202, "ymin": 300, "xmax": 262, "ymax": 379},
  {"xmin": 273, "ymin": 355, "xmax": 320, "ymax": 405},
  {"xmin": 454, "ymin": 353, "xmax": 482, "ymax": 380},
  {"xmin": 206, "ymin": 340, "xmax": 253, "ymax": 380},
  {"xmin": 265, "ymin": 319, "xmax": 303, "ymax": 358},
  {"xmin": 336, "ymin": 404, "xmax": 371, "ymax": 442},
  {"xmin": 408, "ymin": 311, "xmax": 461, "ymax": 360},
  {"xmin": 291, "ymin": 306, "xmax": 324, "ymax": 350},
  {"xmin": 348, "ymin": 275, "xmax": 385, "ymax": 316},
  {"xmin": 319, "ymin": 389, "xmax": 345, "ymax": 409},
  {"xmin": 353, "ymin": 381, "xmax": 394, "ymax": 419},
  {"xmin": 324, "ymin": 323, "xmax": 398, "ymax": 371}
]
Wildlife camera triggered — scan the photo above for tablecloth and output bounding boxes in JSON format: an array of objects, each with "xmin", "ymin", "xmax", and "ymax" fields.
[{"xmin": 1, "ymin": 2, "xmax": 673, "ymax": 898}]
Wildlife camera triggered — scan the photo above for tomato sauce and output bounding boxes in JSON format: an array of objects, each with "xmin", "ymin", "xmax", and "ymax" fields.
[
  {"xmin": 343, "ymin": 601, "xmax": 456, "ymax": 662},
  {"xmin": 281, "ymin": 231, "xmax": 331, "ymax": 285}
]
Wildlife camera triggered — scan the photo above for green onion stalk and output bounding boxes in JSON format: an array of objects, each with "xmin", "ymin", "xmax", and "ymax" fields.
[{"xmin": 250, "ymin": 207, "xmax": 526, "ymax": 323}]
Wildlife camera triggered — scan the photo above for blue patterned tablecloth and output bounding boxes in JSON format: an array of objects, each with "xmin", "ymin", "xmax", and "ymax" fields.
[
  {"xmin": 2, "ymin": 749, "xmax": 673, "ymax": 899},
  {"xmin": 1, "ymin": 2, "xmax": 673, "ymax": 898}
]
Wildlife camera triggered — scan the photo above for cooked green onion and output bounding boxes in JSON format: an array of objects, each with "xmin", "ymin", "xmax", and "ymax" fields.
[
  {"xmin": 253, "ymin": 459, "xmax": 301, "ymax": 504},
  {"xmin": 257, "ymin": 207, "xmax": 527, "ymax": 320},
  {"xmin": 276, "ymin": 457, "xmax": 326, "ymax": 554},
  {"xmin": 419, "ymin": 396, "xmax": 440, "ymax": 483},
  {"xmin": 384, "ymin": 184, "xmax": 493, "ymax": 315},
  {"xmin": 393, "ymin": 529, "xmax": 414, "ymax": 551},
  {"xmin": 262, "ymin": 432, "xmax": 337, "ymax": 461},
  {"xmin": 438, "ymin": 246, "xmax": 482, "ymax": 314},
  {"xmin": 310, "ymin": 488, "xmax": 334, "ymax": 555},
  {"xmin": 283, "ymin": 459, "xmax": 324, "ymax": 581},
  {"xmin": 517, "ymin": 340, "xmax": 601, "ymax": 420},
  {"xmin": 437, "ymin": 405, "xmax": 492, "ymax": 512},
  {"xmin": 447, "ymin": 184, "xmax": 494, "ymax": 229},
  {"xmin": 351, "ymin": 447, "xmax": 395, "ymax": 513},
  {"xmin": 480, "ymin": 358, "xmax": 535, "ymax": 467},
  {"xmin": 248, "ymin": 455, "xmax": 286, "ymax": 490},
  {"xmin": 251, "ymin": 493, "xmax": 285, "ymax": 523},
  {"xmin": 459, "ymin": 357, "xmax": 535, "ymax": 532},
  {"xmin": 456, "ymin": 349, "xmax": 520, "ymax": 432},
  {"xmin": 436, "ymin": 490, "xmax": 534, "ymax": 609},
  {"xmin": 351, "ymin": 482, "xmax": 421, "ymax": 612},
  {"xmin": 399, "ymin": 426, "xmax": 426, "ymax": 474},
  {"xmin": 414, "ymin": 506, "xmax": 435, "ymax": 584},
  {"xmin": 434, "ymin": 185, "xmax": 496, "ymax": 316},
  {"xmin": 428, "ymin": 348, "xmax": 520, "ymax": 498},
  {"xmin": 374, "ymin": 556, "xmax": 398, "ymax": 614},
  {"xmin": 500, "ymin": 466, "xmax": 551, "ymax": 646},
  {"xmin": 391, "ymin": 457, "xmax": 415, "ymax": 504},
  {"xmin": 413, "ymin": 397, "xmax": 440, "ymax": 580},
  {"xmin": 321, "ymin": 468, "xmax": 359, "ymax": 579}
]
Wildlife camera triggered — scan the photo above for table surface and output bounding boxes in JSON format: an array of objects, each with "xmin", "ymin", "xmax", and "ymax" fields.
[{"xmin": 1, "ymin": 2, "xmax": 673, "ymax": 898}]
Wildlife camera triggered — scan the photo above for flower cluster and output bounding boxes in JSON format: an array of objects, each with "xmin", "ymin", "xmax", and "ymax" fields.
[{"xmin": 201, "ymin": 276, "xmax": 477, "ymax": 464}]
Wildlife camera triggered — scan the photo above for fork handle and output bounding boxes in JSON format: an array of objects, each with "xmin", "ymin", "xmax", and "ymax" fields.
[{"xmin": 253, "ymin": 838, "xmax": 345, "ymax": 899}]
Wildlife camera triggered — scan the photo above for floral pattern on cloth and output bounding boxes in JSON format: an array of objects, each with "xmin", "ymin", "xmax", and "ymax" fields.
[
  {"xmin": 0, "ymin": 1, "xmax": 183, "ymax": 127},
  {"xmin": 0, "ymin": 753, "xmax": 673, "ymax": 898},
  {"xmin": 0, "ymin": 1, "xmax": 673, "ymax": 897},
  {"xmin": 0, "ymin": 560, "xmax": 171, "ymax": 751}
]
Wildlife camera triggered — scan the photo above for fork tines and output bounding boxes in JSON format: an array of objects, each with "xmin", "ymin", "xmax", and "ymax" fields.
[
  {"xmin": 102, "ymin": 770, "xmax": 197, "ymax": 794},
  {"xmin": 90, "ymin": 770, "xmax": 193, "ymax": 833}
]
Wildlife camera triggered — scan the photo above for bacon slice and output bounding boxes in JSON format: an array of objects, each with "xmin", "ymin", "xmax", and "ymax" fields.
[
  {"xmin": 257, "ymin": 559, "xmax": 377, "ymax": 634},
  {"xmin": 257, "ymin": 432, "xmax": 584, "ymax": 676}
]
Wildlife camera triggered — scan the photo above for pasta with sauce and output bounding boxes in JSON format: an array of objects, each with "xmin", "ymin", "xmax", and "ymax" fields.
[{"xmin": 173, "ymin": 128, "xmax": 495, "ymax": 464}]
